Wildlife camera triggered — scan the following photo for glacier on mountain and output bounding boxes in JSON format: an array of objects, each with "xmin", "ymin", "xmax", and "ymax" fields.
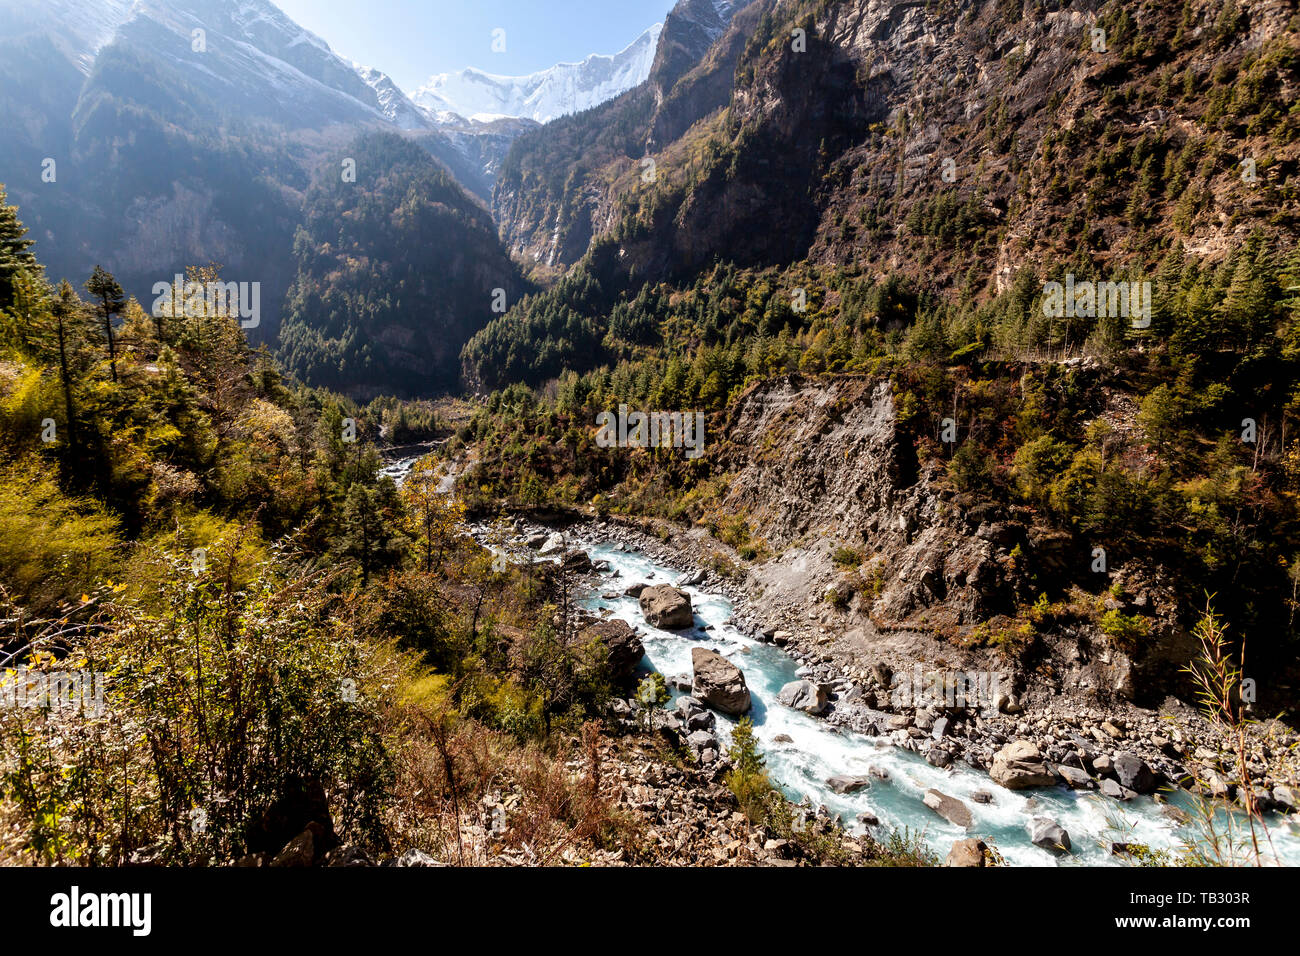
[{"xmin": 410, "ymin": 24, "xmax": 663, "ymax": 125}]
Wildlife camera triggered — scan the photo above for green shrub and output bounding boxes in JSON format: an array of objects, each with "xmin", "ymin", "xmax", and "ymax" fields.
[{"xmin": 1099, "ymin": 609, "xmax": 1151, "ymax": 647}]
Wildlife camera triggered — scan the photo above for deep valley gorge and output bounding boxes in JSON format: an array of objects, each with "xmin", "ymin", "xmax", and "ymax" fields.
[{"xmin": 1, "ymin": 0, "xmax": 1299, "ymax": 886}]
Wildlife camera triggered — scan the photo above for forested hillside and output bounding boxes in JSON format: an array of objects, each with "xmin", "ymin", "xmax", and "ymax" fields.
[{"xmin": 279, "ymin": 133, "xmax": 530, "ymax": 399}]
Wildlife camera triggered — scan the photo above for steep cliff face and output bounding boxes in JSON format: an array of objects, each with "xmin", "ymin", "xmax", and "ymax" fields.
[
  {"xmin": 494, "ymin": 0, "xmax": 1298, "ymax": 291},
  {"xmin": 790, "ymin": 0, "xmax": 1299, "ymax": 293},
  {"xmin": 649, "ymin": 0, "xmax": 746, "ymax": 95},
  {"xmin": 649, "ymin": 0, "xmax": 779, "ymax": 150},
  {"xmin": 712, "ymin": 374, "xmax": 1199, "ymax": 708},
  {"xmin": 492, "ymin": 0, "xmax": 766, "ymax": 275}
]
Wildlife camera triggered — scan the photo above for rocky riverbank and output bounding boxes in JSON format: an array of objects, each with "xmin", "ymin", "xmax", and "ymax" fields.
[
  {"xmin": 494, "ymin": 513, "xmax": 1300, "ymax": 826},
  {"xmin": 240, "ymin": 721, "xmax": 895, "ymax": 868}
]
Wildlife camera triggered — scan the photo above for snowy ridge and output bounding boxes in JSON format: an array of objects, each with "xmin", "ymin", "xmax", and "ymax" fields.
[
  {"xmin": 353, "ymin": 63, "xmax": 431, "ymax": 131},
  {"xmin": 411, "ymin": 24, "xmax": 663, "ymax": 125},
  {"xmin": 0, "ymin": 0, "xmax": 141, "ymax": 73}
]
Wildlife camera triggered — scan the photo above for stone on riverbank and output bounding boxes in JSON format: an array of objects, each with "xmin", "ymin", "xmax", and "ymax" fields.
[
  {"xmin": 777, "ymin": 679, "xmax": 830, "ymax": 715},
  {"xmin": 945, "ymin": 838, "xmax": 988, "ymax": 867},
  {"xmin": 990, "ymin": 740, "xmax": 1057, "ymax": 789},
  {"xmin": 1114, "ymin": 753, "xmax": 1157, "ymax": 794}
]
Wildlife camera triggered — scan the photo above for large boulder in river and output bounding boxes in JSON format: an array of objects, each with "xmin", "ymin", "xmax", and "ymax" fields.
[
  {"xmin": 562, "ymin": 550, "xmax": 593, "ymax": 574},
  {"xmin": 576, "ymin": 619, "xmax": 644, "ymax": 688},
  {"xmin": 691, "ymin": 647, "xmax": 751, "ymax": 715},
  {"xmin": 777, "ymin": 679, "xmax": 830, "ymax": 715},
  {"xmin": 923, "ymin": 789, "xmax": 973, "ymax": 828},
  {"xmin": 827, "ymin": 775, "xmax": 871, "ymax": 794},
  {"xmin": 639, "ymin": 585, "xmax": 694, "ymax": 630},
  {"xmin": 990, "ymin": 740, "xmax": 1057, "ymax": 789},
  {"xmin": 1027, "ymin": 817, "xmax": 1072, "ymax": 853}
]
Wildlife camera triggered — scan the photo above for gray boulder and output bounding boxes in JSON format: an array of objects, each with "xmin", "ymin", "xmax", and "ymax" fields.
[
  {"xmin": 537, "ymin": 532, "xmax": 566, "ymax": 556},
  {"xmin": 1027, "ymin": 817, "xmax": 1071, "ymax": 853},
  {"xmin": 686, "ymin": 709, "xmax": 716, "ymax": 732},
  {"xmin": 561, "ymin": 550, "xmax": 593, "ymax": 573},
  {"xmin": 686, "ymin": 729, "xmax": 718, "ymax": 753},
  {"xmin": 675, "ymin": 695, "xmax": 705, "ymax": 718},
  {"xmin": 826, "ymin": 775, "xmax": 872, "ymax": 795},
  {"xmin": 923, "ymin": 789, "xmax": 973, "ymax": 828},
  {"xmin": 675, "ymin": 696, "xmax": 716, "ymax": 732},
  {"xmin": 777, "ymin": 679, "xmax": 830, "ymax": 715},
  {"xmin": 1114, "ymin": 753, "xmax": 1158, "ymax": 794},
  {"xmin": 926, "ymin": 748, "xmax": 953, "ymax": 768},
  {"xmin": 691, "ymin": 647, "xmax": 751, "ymax": 715},
  {"xmin": 1099, "ymin": 777, "xmax": 1137, "ymax": 800},
  {"xmin": 639, "ymin": 585, "xmax": 694, "ymax": 629},
  {"xmin": 1058, "ymin": 765, "xmax": 1093, "ymax": 789}
]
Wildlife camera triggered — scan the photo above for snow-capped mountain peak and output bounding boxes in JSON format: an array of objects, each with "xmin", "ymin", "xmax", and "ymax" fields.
[
  {"xmin": 353, "ymin": 63, "xmax": 432, "ymax": 131},
  {"xmin": 411, "ymin": 24, "xmax": 663, "ymax": 125}
]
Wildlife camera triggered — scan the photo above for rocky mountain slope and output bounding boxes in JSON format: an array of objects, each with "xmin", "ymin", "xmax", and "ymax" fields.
[
  {"xmin": 493, "ymin": 0, "xmax": 768, "ymax": 273},
  {"xmin": 708, "ymin": 374, "xmax": 1205, "ymax": 709},
  {"xmin": 492, "ymin": 0, "xmax": 1298, "ymax": 291},
  {"xmin": 0, "ymin": 0, "xmax": 515, "ymax": 336}
]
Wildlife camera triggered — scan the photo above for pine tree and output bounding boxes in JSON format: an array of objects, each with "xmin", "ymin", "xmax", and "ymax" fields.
[
  {"xmin": 340, "ymin": 481, "xmax": 404, "ymax": 587},
  {"xmin": 0, "ymin": 185, "xmax": 39, "ymax": 312},
  {"xmin": 86, "ymin": 265, "xmax": 125, "ymax": 383}
]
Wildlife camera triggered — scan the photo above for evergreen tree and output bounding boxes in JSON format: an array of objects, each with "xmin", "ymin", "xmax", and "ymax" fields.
[
  {"xmin": 86, "ymin": 265, "xmax": 126, "ymax": 383},
  {"xmin": 0, "ymin": 185, "xmax": 39, "ymax": 312},
  {"xmin": 339, "ymin": 480, "xmax": 405, "ymax": 587}
]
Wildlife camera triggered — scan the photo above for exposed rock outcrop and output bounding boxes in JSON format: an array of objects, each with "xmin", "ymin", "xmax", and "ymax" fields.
[{"xmin": 577, "ymin": 618, "xmax": 645, "ymax": 687}]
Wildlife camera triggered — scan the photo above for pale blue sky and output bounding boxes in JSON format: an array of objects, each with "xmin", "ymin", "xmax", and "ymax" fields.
[{"xmin": 272, "ymin": 0, "xmax": 677, "ymax": 90}]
